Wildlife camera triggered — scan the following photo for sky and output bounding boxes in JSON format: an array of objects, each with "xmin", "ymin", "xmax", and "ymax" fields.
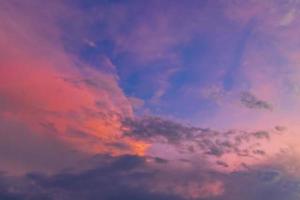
[{"xmin": 1, "ymin": 0, "xmax": 300, "ymax": 199}]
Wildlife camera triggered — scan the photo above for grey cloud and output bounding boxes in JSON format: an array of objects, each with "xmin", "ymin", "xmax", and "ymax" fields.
[
  {"xmin": 0, "ymin": 154, "xmax": 299, "ymax": 200},
  {"xmin": 252, "ymin": 149, "xmax": 266, "ymax": 156},
  {"xmin": 216, "ymin": 160, "xmax": 229, "ymax": 168},
  {"xmin": 252, "ymin": 131, "xmax": 270, "ymax": 140},
  {"xmin": 123, "ymin": 116, "xmax": 275, "ymax": 160},
  {"xmin": 275, "ymin": 126, "xmax": 287, "ymax": 132},
  {"xmin": 122, "ymin": 116, "xmax": 202, "ymax": 143},
  {"xmin": 222, "ymin": 169, "xmax": 300, "ymax": 200},
  {"xmin": 240, "ymin": 92, "xmax": 273, "ymax": 111},
  {"xmin": 0, "ymin": 155, "xmax": 184, "ymax": 200}
]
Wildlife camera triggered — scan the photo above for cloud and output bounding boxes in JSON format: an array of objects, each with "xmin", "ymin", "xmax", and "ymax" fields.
[
  {"xmin": 0, "ymin": 0, "xmax": 148, "ymax": 174},
  {"xmin": 1, "ymin": 1, "xmax": 300, "ymax": 199},
  {"xmin": 122, "ymin": 116, "xmax": 291, "ymax": 172},
  {"xmin": 240, "ymin": 92, "xmax": 273, "ymax": 111},
  {"xmin": 0, "ymin": 155, "xmax": 197, "ymax": 200},
  {"xmin": 0, "ymin": 117, "xmax": 88, "ymax": 175},
  {"xmin": 0, "ymin": 154, "xmax": 226, "ymax": 200},
  {"xmin": 122, "ymin": 116, "xmax": 199, "ymax": 143},
  {"xmin": 0, "ymin": 154, "xmax": 299, "ymax": 200},
  {"xmin": 279, "ymin": 8, "xmax": 296, "ymax": 26}
]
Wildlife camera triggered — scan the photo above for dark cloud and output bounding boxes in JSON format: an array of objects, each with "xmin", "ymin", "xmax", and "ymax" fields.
[
  {"xmin": 0, "ymin": 155, "xmax": 184, "ymax": 200},
  {"xmin": 216, "ymin": 160, "xmax": 229, "ymax": 168},
  {"xmin": 122, "ymin": 116, "xmax": 275, "ymax": 160},
  {"xmin": 252, "ymin": 149, "xmax": 266, "ymax": 156},
  {"xmin": 0, "ymin": 154, "xmax": 299, "ymax": 200},
  {"xmin": 240, "ymin": 92, "xmax": 273, "ymax": 111},
  {"xmin": 252, "ymin": 131, "xmax": 270, "ymax": 140},
  {"xmin": 153, "ymin": 157, "xmax": 169, "ymax": 164},
  {"xmin": 274, "ymin": 126, "xmax": 287, "ymax": 132},
  {"xmin": 221, "ymin": 169, "xmax": 300, "ymax": 200},
  {"xmin": 122, "ymin": 116, "xmax": 202, "ymax": 143}
]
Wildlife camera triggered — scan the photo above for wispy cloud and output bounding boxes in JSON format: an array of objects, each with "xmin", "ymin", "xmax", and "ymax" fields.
[{"xmin": 240, "ymin": 92, "xmax": 273, "ymax": 111}]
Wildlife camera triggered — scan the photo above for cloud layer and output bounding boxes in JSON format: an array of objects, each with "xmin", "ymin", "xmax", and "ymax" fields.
[{"xmin": 1, "ymin": 0, "xmax": 300, "ymax": 199}]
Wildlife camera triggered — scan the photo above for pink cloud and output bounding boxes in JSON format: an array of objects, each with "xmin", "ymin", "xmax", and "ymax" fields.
[{"xmin": 0, "ymin": 0, "xmax": 148, "ymax": 174}]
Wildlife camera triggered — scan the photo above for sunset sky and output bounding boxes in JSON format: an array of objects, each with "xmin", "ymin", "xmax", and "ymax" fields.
[{"xmin": 1, "ymin": 0, "xmax": 300, "ymax": 199}]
